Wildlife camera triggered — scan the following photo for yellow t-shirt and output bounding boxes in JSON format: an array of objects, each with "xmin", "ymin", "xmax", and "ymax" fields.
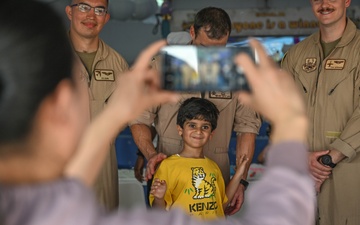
[{"xmin": 150, "ymin": 155, "xmax": 228, "ymax": 220}]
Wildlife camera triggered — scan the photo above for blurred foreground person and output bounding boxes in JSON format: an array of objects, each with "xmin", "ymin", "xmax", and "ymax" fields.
[{"xmin": 0, "ymin": 1, "xmax": 314, "ymax": 225}]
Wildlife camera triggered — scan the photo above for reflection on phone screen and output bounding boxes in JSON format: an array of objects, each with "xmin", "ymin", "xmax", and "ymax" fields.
[{"xmin": 161, "ymin": 46, "xmax": 253, "ymax": 92}]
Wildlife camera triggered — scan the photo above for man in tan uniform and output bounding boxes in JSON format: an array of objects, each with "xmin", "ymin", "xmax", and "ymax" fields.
[
  {"xmin": 282, "ymin": 0, "xmax": 360, "ymax": 224},
  {"xmin": 130, "ymin": 7, "xmax": 261, "ymax": 215},
  {"xmin": 65, "ymin": 0, "xmax": 129, "ymax": 210}
]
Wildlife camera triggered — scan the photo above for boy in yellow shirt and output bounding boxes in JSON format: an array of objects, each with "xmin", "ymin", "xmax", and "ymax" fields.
[{"xmin": 150, "ymin": 97, "xmax": 248, "ymax": 220}]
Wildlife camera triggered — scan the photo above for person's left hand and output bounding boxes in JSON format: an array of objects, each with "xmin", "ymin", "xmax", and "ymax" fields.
[
  {"xmin": 224, "ymin": 184, "xmax": 245, "ymax": 215},
  {"xmin": 150, "ymin": 178, "xmax": 167, "ymax": 199}
]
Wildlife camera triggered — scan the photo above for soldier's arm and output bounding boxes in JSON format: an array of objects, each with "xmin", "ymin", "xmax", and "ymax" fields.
[
  {"xmin": 130, "ymin": 124, "xmax": 157, "ymax": 160},
  {"xmin": 236, "ymin": 133, "xmax": 256, "ymax": 180}
]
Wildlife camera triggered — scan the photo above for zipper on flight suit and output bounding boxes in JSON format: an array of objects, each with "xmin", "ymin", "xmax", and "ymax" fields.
[
  {"xmin": 324, "ymin": 47, "xmax": 340, "ymax": 96},
  {"xmin": 311, "ymin": 42, "xmax": 340, "ymax": 104},
  {"xmin": 87, "ymin": 57, "xmax": 104, "ymax": 101},
  {"xmin": 88, "ymin": 57, "xmax": 105, "ymax": 86},
  {"xmin": 310, "ymin": 42, "xmax": 323, "ymax": 106},
  {"xmin": 311, "ymin": 61, "xmax": 321, "ymax": 107}
]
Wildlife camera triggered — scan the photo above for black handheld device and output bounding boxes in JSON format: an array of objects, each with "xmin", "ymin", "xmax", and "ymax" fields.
[{"xmin": 159, "ymin": 45, "xmax": 255, "ymax": 92}]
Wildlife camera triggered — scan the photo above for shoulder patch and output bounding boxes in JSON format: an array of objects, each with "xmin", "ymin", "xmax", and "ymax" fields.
[{"xmin": 302, "ymin": 58, "xmax": 317, "ymax": 73}]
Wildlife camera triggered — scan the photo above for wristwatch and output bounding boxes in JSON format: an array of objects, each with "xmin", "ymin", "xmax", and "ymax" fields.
[
  {"xmin": 318, "ymin": 154, "xmax": 336, "ymax": 168},
  {"xmin": 240, "ymin": 179, "xmax": 249, "ymax": 190}
]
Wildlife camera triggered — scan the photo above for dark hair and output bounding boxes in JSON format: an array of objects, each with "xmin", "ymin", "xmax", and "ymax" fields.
[
  {"xmin": 0, "ymin": 0, "xmax": 74, "ymax": 145},
  {"xmin": 70, "ymin": 0, "xmax": 109, "ymax": 6},
  {"xmin": 177, "ymin": 97, "xmax": 219, "ymax": 131},
  {"xmin": 193, "ymin": 7, "xmax": 231, "ymax": 40}
]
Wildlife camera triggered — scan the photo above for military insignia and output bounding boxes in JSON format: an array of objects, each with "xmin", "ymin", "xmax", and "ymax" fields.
[
  {"xmin": 94, "ymin": 69, "xmax": 115, "ymax": 81},
  {"xmin": 325, "ymin": 59, "xmax": 345, "ymax": 70},
  {"xmin": 302, "ymin": 58, "xmax": 317, "ymax": 73},
  {"xmin": 209, "ymin": 91, "xmax": 232, "ymax": 99}
]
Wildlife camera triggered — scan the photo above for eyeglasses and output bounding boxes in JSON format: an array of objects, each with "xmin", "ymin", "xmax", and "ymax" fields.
[
  {"xmin": 311, "ymin": 0, "xmax": 337, "ymax": 4},
  {"xmin": 70, "ymin": 3, "xmax": 107, "ymax": 16}
]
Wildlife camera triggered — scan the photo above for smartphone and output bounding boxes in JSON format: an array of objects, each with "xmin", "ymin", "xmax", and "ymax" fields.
[{"xmin": 159, "ymin": 45, "xmax": 255, "ymax": 92}]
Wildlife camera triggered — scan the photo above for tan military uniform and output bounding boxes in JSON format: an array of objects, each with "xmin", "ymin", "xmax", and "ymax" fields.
[
  {"xmin": 282, "ymin": 19, "xmax": 360, "ymax": 225},
  {"xmin": 77, "ymin": 39, "xmax": 128, "ymax": 210}
]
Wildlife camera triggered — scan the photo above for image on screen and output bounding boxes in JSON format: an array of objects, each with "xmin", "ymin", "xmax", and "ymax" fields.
[{"xmin": 161, "ymin": 45, "xmax": 253, "ymax": 92}]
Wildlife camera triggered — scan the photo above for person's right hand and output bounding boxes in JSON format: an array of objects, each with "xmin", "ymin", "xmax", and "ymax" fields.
[
  {"xmin": 145, "ymin": 153, "xmax": 167, "ymax": 181},
  {"xmin": 134, "ymin": 156, "xmax": 145, "ymax": 183},
  {"xmin": 308, "ymin": 150, "xmax": 332, "ymax": 181},
  {"xmin": 134, "ymin": 169, "xmax": 144, "ymax": 183}
]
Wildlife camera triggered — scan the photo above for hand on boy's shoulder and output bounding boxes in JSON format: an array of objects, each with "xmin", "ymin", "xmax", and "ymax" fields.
[{"xmin": 145, "ymin": 153, "xmax": 167, "ymax": 181}]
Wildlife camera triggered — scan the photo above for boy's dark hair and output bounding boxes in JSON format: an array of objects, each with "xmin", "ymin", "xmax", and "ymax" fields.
[
  {"xmin": 177, "ymin": 97, "xmax": 219, "ymax": 131},
  {"xmin": 193, "ymin": 7, "xmax": 232, "ymax": 40},
  {"xmin": 0, "ymin": 0, "xmax": 74, "ymax": 146}
]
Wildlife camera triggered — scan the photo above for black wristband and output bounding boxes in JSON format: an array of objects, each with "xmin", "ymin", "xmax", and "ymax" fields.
[{"xmin": 240, "ymin": 179, "xmax": 249, "ymax": 190}]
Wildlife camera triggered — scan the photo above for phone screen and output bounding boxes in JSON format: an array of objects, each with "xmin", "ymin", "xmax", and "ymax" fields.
[{"xmin": 160, "ymin": 45, "xmax": 254, "ymax": 92}]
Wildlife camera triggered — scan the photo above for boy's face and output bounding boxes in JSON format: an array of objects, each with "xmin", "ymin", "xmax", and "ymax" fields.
[{"xmin": 177, "ymin": 119, "xmax": 214, "ymax": 149}]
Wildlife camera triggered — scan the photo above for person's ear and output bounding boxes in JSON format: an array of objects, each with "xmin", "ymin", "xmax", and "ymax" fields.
[
  {"xmin": 345, "ymin": 0, "xmax": 351, "ymax": 8},
  {"xmin": 177, "ymin": 125, "xmax": 183, "ymax": 136},
  {"xmin": 209, "ymin": 129, "xmax": 215, "ymax": 141},
  {"xmin": 65, "ymin": 5, "xmax": 73, "ymax": 21},
  {"xmin": 104, "ymin": 12, "xmax": 110, "ymax": 24},
  {"xmin": 189, "ymin": 25, "xmax": 195, "ymax": 40}
]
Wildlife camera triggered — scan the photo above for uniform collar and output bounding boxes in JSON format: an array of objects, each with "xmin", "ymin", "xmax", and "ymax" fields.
[
  {"xmin": 94, "ymin": 39, "xmax": 109, "ymax": 62},
  {"xmin": 312, "ymin": 18, "xmax": 357, "ymax": 48}
]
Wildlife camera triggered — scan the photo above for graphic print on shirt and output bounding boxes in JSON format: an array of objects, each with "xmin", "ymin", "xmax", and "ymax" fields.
[{"xmin": 191, "ymin": 167, "xmax": 216, "ymax": 199}]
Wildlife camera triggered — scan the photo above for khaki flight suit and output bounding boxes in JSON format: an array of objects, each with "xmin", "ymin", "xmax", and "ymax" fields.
[
  {"xmin": 77, "ymin": 39, "xmax": 129, "ymax": 210},
  {"xmin": 282, "ymin": 19, "xmax": 360, "ymax": 225}
]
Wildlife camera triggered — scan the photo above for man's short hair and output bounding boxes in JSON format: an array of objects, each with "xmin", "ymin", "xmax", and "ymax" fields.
[{"xmin": 193, "ymin": 7, "xmax": 232, "ymax": 40}]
